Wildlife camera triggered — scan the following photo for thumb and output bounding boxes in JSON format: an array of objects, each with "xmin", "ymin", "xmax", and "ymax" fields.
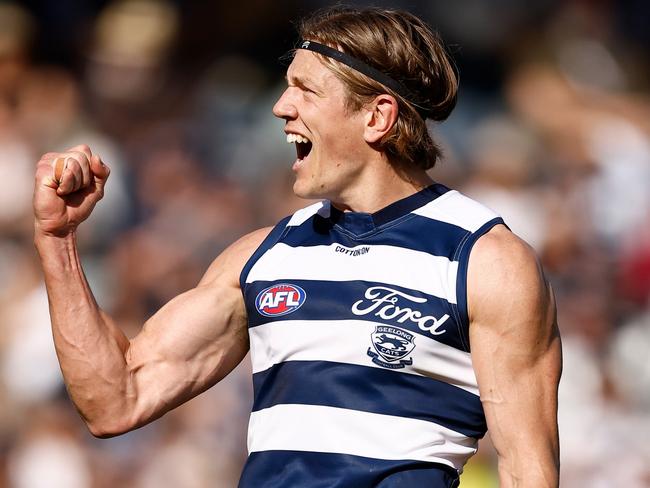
[{"xmin": 90, "ymin": 154, "xmax": 110, "ymax": 191}]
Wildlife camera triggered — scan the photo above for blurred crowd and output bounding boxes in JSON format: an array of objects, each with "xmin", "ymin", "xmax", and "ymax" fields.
[{"xmin": 0, "ymin": 0, "xmax": 649, "ymax": 486}]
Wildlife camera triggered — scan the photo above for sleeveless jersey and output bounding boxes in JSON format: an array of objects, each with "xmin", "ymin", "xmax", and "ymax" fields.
[{"xmin": 238, "ymin": 184, "xmax": 504, "ymax": 488}]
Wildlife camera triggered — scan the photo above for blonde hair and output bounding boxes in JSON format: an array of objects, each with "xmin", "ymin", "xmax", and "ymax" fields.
[{"xmin": 298, "ymin": 6, "xmax": 458, "ymax": 170}]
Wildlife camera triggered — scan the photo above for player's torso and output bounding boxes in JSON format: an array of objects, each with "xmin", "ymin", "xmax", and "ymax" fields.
[{"xmin": 238, "ymin": 184, "xmax": 501, "ymax": 487}]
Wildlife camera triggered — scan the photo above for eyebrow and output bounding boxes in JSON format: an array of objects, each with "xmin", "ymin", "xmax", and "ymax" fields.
[{"xmin": 285, "ymin": 74, "xmax": 323, "ymax": 95}]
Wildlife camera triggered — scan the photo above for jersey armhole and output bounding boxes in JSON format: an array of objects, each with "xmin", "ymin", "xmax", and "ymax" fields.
[
  {"xmin": 239, "ymin": 216, "xmax": 292, "ymax": 292},
  {"xmin": 453, "ymin": 217, "xmax": 507, "ymax": 351}
]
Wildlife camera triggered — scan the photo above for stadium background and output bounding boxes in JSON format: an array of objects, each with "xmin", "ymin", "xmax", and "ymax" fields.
[{"xmin": 1, "ymin": 0, "xmax": 649, "ymax": 486}]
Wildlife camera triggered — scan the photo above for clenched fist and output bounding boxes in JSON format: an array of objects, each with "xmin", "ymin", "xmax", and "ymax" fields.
[{"xmin": 33, "ymin": 144, "xmax": 110, "ymax": 238}]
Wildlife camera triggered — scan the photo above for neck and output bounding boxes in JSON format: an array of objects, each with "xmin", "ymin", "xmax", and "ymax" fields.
[{"xmin": 331, "ymin": 157, "xmax": 434, "ymax": 213}]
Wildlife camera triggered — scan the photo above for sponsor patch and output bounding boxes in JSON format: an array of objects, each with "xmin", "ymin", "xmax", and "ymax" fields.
[
  {"xmin": 367, "ymin": 325, "xmax": 415, "ymax": 369},
  {"xmin": 255, "ymin": 284, "xmax": 306, "ymax": 317},
  {"xmin": 352, "ymin": 286, "xmax": 450, "ymax": 336},
  {"xmin": 334, "ymin": 245, "xmax": 370, "ymax": 257}
]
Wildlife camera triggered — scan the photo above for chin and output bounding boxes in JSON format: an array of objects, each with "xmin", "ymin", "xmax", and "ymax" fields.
[
  {"xmin": 292, "ymin": 180, "xmax": 327, "ymax": 202},
  {"xmin": 292, "ymin": 182, "xmax": 315, "ymax": 200}
]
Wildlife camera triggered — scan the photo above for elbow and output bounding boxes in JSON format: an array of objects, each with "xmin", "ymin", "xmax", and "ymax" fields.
[
  {"xmin": 85, "ymin": 417, "xmax": 136, "ymax": 439},
  {"xmin": 84, "ymin": 403, "xmax": 153, "ymax": 438},
  {"xmin": 87, "ymin": 425, "xmax": 122, "ymax": 439},
  {"xmin": 75, "ymin": 389, "xmax": 142, "ymax": 438}
]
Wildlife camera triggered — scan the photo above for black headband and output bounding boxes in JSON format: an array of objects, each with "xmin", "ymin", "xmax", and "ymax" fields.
[{"xmin": 296, "ymin": 39, "xmax": 430, "ymax": 118}]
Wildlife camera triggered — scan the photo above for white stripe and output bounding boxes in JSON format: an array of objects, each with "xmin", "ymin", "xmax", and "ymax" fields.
[
  {"xmin": 287, "ymin": 201, "xmax": 327, "ymax": 227},
  {"xmin": 248, "ymin": 404, "xmax": 477, "ymax": 470},
  {"xmin": 249, "ymin": 320, "xmax": 479, "ymax": 395},
  {"xmin": 413, "ymin": 190, "xmax": 500, "ymax": 232},
  {"xmin": 246, "ymin": 243, "xmax": 458, "ymax": 304}
]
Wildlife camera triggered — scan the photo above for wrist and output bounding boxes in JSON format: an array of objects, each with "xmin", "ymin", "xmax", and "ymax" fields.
[
  {"xmin": 34, "ymin": 226, "xmax": 78, "ymax": 257},
  {"xmin": 34, "ymin": 219, "xmax": 76, "ymax": 240}
]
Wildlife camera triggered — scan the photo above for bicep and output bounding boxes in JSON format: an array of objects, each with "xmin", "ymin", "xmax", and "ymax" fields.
[
  {"xmin": 126, "ymin": 279, "xmax": 249, "ymax": 423},
  {"xmin": 468, "ymin": 226, "xmax": 561, "ymax": 480},
  {"xmin": 122, "ymin": 227, "xmax": 272, "ymax": 428}
]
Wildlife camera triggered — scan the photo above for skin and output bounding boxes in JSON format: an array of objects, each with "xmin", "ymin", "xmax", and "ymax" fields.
[
  {"xmin": 273, "ymin": 49, "xmax": 433, "ymax": 211},
  {"xmin": 468, "ymin": 226, "xmax": 561, "ymax": 487},
  {"xmin": 34, "ymin": 146, "xmax": 266, "ymax": 436},
  {"xmin": 33, "ymin": 48, "xmax": 560, "ymax": 486}
]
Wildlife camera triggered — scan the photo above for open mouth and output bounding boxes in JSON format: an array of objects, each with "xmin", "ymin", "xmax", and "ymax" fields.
[{"xmin": 286, "ymin": 133, "xmax": 313, "ymax": 161}]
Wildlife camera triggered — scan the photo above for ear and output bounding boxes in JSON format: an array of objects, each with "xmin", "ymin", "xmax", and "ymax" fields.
[{"xmin": 363, "ymin": 94, "xmax": 399, "ymax": 144}]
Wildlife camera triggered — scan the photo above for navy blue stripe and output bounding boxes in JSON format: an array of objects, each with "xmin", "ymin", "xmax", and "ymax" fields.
[
  {"xmin": 239, "ymin": 215, "xmax": 292, "ymax": 291},
  {"xmin": 328, "ymin": 183, "xmax": 450, "ymax": 230},
  {"xmin": 326, "ymin": 183, "xmax": 450, "ymax": 235},
  {"xmin": 283, "ymin": 212, "xmax": 469, "ymax": 259},
  {"xmin": 452, "ymin": 217, "xmax": 505, "ymax": 351},
  {"xmin": 245, "ymin": 279, "xmax": 465, "ymax": 351},
  {"xmin": 239, "ymin": 450, "xmax": 459, "ymax": 488},
  {"xmin": 371, "ymin": 183, "xmax": 451, "ymax": 227},
  {"xmin": 252, "ymin": 360, "xmax": 486, "ymax": 438}
]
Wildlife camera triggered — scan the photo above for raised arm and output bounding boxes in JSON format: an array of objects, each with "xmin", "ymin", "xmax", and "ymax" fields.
[
  {"xmin": 467, "ymin": 225, "xmax": 562, "ymax": 487},
  {"xmin": 33, "ymin": 145, "xmax": 268, "ymax": 437}
]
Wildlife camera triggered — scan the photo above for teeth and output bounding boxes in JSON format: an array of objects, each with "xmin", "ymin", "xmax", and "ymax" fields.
[{"xmin": 286, "ymin": 133, "xmax": 310, "ymax": 144}]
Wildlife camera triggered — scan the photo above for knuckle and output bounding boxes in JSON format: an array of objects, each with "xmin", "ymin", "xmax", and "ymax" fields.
[
  {"xmin": 68, "ymin": 151, "xmax": 83, "ymax": 162},
  {"xmin": 76, "ymin": 152, "xmax": 91, "ymax": 166},
  {"xmin": 68, "ymin": 143, "xmax": 88, "ymax": 151},
  {"xmin": 64, "ymin": 154, "xmax": 78, "ymax": 166},
  {"xmin": 74, "ymin": 144, "xmax": 92, "ymax": 158},
  {"xmin": 68, "ymin": 158, "xmax": 83, "ymax": 172}
]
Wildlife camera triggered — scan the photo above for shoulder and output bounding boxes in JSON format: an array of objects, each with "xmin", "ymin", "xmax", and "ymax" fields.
[
  {"xmin": 197, "ymin": 201, "xmax": 327, "ymax": 288},
  {"xmin": 467, "ymin": 224, "xmax": 552, "ymax": 327},
  {"xmin": 469, "ymin": 224, "xmax": 541, "ymax": 283},
  {"xmin": 199, "ymin": 226, "xmax": 274, "ymax": 287}
]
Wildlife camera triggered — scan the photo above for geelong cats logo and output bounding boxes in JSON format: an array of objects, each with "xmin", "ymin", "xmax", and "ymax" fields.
[
  {"xmin": 368, "ymin": 326, "xmax": 416, "ymax": 369},
  {"xmin": 255, "ymin": 284, "xmax": 306, "ymax": 317}
]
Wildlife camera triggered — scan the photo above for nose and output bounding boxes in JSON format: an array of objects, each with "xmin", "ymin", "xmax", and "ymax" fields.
[{"xmin": 273, "ymin": 87, "xmax": 298, "ymax": 120}]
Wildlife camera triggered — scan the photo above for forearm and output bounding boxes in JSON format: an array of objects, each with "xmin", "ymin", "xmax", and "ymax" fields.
[
  {"xmin": 497, "ymin": 455, "xmax": 559, "ymax": 488},
  {"xmin": 486, "ymin": 345, "xmax": 561, "ymax": 488},
  {"xmin": 35, "ymin": 231, "xmax": 132, "ymax": 433},
  {"xmin": 493, "ymin": 414, "xmax": 559, "ymax": 488},
  {"xmin": 495, "ymin": 429, "xmax": 559, "ymax": 488}
]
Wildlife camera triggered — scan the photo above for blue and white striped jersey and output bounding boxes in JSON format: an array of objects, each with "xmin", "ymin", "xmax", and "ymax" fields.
[{"xmin": 238, "ymin": 183, "xmax": 504, "ymax": 488}]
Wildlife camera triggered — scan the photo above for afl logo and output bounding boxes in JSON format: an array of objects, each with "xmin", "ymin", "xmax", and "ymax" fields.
[{"xmin": 255, "ymin": 284, "xmax": 306, "ymax": 317}]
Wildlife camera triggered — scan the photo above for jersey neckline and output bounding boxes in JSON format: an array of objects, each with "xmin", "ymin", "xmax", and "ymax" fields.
[{"xmin": 327, "ymin": 183, "xmax": 450, "ymax": 235}]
